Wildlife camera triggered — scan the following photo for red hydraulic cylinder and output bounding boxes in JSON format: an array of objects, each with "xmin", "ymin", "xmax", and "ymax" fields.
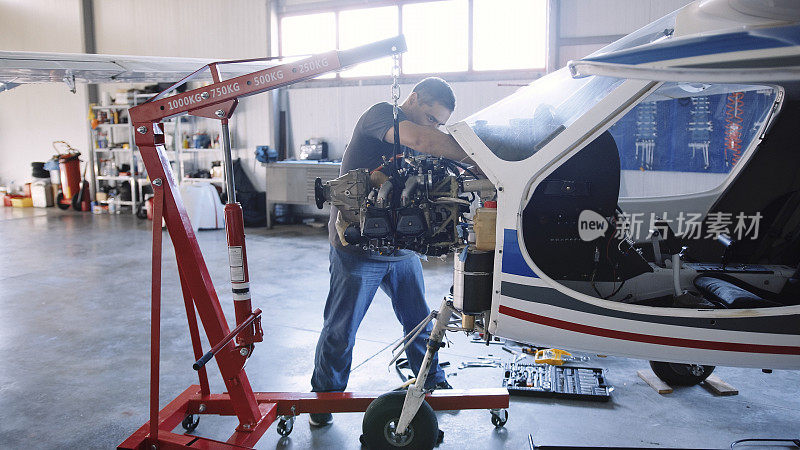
[{"xmin": 225, "ymin": 202, "xmax": 263, "ymax": 346}]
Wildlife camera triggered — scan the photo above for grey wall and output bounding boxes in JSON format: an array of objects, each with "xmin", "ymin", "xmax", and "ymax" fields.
[
  {"xmin": 0, "ymin": 0, "xmax": 89, "ymax": 187},
  {"xmin": 91, "ymin": 0, "xmax": 272, "ymax": 187}
]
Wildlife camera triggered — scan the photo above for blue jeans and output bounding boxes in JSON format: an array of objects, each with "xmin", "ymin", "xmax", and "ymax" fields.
[{"xmin": 311, "ymin": 246, "xmax": 446, "ymax": 392}]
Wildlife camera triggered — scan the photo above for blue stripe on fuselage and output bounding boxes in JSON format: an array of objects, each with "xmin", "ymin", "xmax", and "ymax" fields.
[
  {"xmin": 501, "ymin": 229, "xmax": 538, "ymax": 278},
  {"xmin": 585, "ymin": 24, "xmax": 800, "ymax": 66}
]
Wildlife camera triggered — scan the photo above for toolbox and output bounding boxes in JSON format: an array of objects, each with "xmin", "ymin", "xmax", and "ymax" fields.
[{"xmin": 501, "ymin": 362, "xmax": 612, "ymax": 402}]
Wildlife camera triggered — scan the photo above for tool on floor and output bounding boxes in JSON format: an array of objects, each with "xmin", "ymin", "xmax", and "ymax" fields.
[
  {"xmin": 458, "ymin": 360, "xmax": 502, "ymax": 369},
  {"xmin": 503, "ymin": 342, "xmax": 537, "ymax": 355},
  {"xmin": 502, "ymin": 362, "xmax": 613, "ymax": 401},
  {"xmin": 118, "ymin": 35, "xmax": 508, "ymax": 450},
  {"xmin": 534, "ymin": 348, "xmax": 589, "ymax": 366}
]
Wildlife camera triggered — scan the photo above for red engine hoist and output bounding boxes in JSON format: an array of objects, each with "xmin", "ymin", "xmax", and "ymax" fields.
[{"xmin": 118, "ymin": 35, "xmax": 508, "ymax": 450}]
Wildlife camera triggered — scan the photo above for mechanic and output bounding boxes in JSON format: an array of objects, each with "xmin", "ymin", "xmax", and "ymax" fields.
[{"xmin": 309, "ymin": 77, "xmax": 469, "ymax": 427}]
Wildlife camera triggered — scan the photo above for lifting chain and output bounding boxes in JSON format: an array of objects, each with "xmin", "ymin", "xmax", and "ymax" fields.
[
  {"xmin": 391, "ymin": 49, "xmax": 403, "ymax": 172},
  {"xmin": 391, "ymin": 51, "xmax": 401, "ymax": 120}
]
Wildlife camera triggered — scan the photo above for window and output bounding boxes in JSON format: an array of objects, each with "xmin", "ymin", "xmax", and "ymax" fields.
[
  {"xmin": 402, "ymin": 0, "xmax": 468, "ymax": 74},
  {"xmin": 280, "ymin": 12, "xmax": 336, "ymax": 79},
  {"xmin": 339, "ymin": 6, "xmax": 399, "ymax": 78},
  {"xmin": 279, "ymin": 0, "xmax": 548, "ymax": 80},
  {"xmin": 473, "ymin": 0, "xmax": 547, "ymax": 71}
]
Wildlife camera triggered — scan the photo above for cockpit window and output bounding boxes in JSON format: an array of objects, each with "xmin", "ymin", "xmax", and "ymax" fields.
[
  {"xmin": 611, "ymin": 83, "xmax": 778, "ymax": 198},
  {"xmin": 465, "ymin": 69, "xmax": 623, "ymax": 161}
]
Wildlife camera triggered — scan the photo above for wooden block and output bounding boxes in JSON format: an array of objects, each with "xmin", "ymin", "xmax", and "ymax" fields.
[
  {"xmin": 637, "ymin": 370, "xmax": 673, "ymax": 394},
  {"xmin": 703, "ymin": 374, "xmax": 738, "ymax": 396}
]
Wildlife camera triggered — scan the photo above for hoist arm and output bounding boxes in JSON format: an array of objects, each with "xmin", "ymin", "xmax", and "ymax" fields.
[{"xmin": 129, "ymin": 35, "xmax": 406, "ymax": 125}]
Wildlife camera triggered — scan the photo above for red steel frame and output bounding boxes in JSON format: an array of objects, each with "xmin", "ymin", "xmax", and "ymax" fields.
[{"xmin": 118, "ymin": 36, "xmax": 508, "ymax": 450}]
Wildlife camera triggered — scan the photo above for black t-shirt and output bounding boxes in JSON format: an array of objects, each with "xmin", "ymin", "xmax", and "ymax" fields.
[{"xmin": 328, "ymin": 102, "xmax": 414, "ymax": 260}]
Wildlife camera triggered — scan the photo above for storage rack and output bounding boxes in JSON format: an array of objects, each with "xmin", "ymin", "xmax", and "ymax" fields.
[
  {"xmin": 89, "ymin": 93, "xmax": 234, "ymax": 214},
  {"xmin": 90, "ymin": 104, "xmax": 140, "ymax": 215}
]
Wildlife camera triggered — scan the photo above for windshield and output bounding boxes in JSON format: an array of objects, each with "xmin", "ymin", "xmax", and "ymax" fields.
[{"xmin": 465, "ymin": 69, "xmax": 623, "ymax": 161}]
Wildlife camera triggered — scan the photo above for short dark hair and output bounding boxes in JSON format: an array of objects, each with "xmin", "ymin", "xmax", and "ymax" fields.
[{"xmin": 412, "ymin": 77, "xmax": 455, "ymax": 111}]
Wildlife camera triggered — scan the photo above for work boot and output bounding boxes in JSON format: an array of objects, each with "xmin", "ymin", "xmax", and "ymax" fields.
[{"xmin": 308, "ymin": 412, "xmax": 333, "ymax": 427}]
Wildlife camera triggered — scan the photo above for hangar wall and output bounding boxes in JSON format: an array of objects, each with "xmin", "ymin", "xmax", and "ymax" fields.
[
  {"xmin": 0, "ymin": 0, "xmax": 694, "ymax": 198},
  {"xmin": 91, "ymin": 0, "xmax": 273, "ymax": 188},
  {"xmin": 0, "ymin": 0, "xmax": 89, "ymax": 187}
]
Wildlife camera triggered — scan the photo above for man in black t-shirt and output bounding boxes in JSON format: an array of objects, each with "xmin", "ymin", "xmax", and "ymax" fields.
[{"xmin": 310, "ymin": 78, "xmax": 468, "ymax": 427}]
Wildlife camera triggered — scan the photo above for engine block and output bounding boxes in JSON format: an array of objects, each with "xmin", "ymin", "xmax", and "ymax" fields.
[{"xmin": 315, "ymin": 156, "xmax": 479, "ymax": 256}]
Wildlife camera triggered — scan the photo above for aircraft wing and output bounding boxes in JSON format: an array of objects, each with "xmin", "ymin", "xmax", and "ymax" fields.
[
  {"xmin": 0, "ymin": 50, "xmax": 283, "ymax": 93},
  {"xmin": 568, "ymin": 23, "xmax": 800, "ymax": 83}
]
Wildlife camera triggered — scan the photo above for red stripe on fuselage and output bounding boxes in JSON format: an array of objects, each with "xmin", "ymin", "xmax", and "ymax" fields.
[{"xmin": 498, "ymin": 305, "xmax": 800, "ymax": 355}]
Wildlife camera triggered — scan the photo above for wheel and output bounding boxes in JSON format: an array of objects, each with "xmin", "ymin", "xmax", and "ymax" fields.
[
  {"xmin": 362, "ymin": 391, "xmax": 439, "ymax": 449},
  {"xmin": 490, "ymin": 409, "xmax": 508, "ymax": 428},
  {"xmin": 277, "ymin": 417, "xmax": 294, "ymax": 436},
  {"xmin": 649, "ymin": 361, "xmax": 715, "ymax": 386},
  {"xmin": 181, "ymin": 414, "xmax": 200, "ymax": 432},
  {"xmin": 71, "ymin": 190, "xmax": 82, "ymax": 211},
  {"xmin": 135, "ymin": 202, "xmax": 148, "ymax": 220},
  {"xmin": 55, "ymin": 193, "xmax": 70, "ymax": 210}
]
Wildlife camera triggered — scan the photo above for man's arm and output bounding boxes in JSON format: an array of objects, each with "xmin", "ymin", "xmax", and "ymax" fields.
[{"xmin": 384, "ymin": 121, "xmax": 469, "ymax": 162}]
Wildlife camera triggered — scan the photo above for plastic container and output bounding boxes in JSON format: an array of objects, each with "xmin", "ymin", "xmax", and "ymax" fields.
[
  {"xmin": 11, "ymin": 196, "xmax": 33, "ymax": 208},
  {"xmin": 31, "ymin": 181, "xmax": 53, "ymax": 207},
  {"xmin": 473, "ymin": 200, "xmax": 497, "ymax": 251}
]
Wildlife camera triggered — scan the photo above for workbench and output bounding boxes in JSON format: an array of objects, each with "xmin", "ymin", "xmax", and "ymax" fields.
[{"xmin": 264, "ymin": 160, "xmax": 341, "ymax": 228}]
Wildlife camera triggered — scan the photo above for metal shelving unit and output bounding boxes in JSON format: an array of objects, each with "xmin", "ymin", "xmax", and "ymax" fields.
[
  {"xmin": 90, "ymin": 116, "xmax": 138, "ymax": 214},
  {"xmin": 89, "ymin": 94, "xmax": 182, "ymax": 214},
  {"xmin": 176, "ymin": 118, "xmax": 236, "ymax": 196},
  {"xmin": 89, "ymin": 93, "xmax": 236, "ymax": 214}
]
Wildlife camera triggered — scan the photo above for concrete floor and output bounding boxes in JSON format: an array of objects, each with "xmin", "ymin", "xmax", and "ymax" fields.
[{"xmin": 0, "ymin": 207, "xmax": 798, "ymax": 449}]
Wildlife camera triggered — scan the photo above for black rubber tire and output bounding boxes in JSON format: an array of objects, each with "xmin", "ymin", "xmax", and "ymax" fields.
[
  {"xmin": 56, "ymin": 193, "xmax": 70, "ymax": 210},
  {"xmin": 71, "ymin": 190, "xmax": 81, "ymax": 211},
  {"xmin": 181, "ymin": 414, "xmax": 199, "ymax": 432},
  {"xmin": 277, "ymin": 418, "xmax": 293, "ymax": 436},
  {"xmin": 135, "ymin": 202, "xmax": 148, "ymax": 220},
  {"xmin": 649, "ymin": 361, "xmax": 715, "ymax": 386},
  {"xmin": 490, "ymin": 410, "xmax": 508, "ymax": 428},
  {"xmin": 362, "ymin": 391, "xmax": 438, "ymax": 450},
  {"xmin": 71, "ymin": 181, "xmax": 88, "ymax": 211}
]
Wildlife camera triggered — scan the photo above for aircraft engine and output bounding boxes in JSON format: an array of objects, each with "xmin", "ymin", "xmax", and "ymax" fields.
[{"xmin": 315, "ymin": 155, "xmax": 488, "ymax": 256}]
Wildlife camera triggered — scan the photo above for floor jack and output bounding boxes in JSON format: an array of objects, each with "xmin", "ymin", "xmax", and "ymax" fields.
[{"xmin": 118, "ymin": 35, "xmax": 508, "ymax": 450}]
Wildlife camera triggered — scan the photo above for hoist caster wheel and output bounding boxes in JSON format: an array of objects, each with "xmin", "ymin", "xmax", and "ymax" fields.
[
  {"xmin": 181, "ymin": 414, "xmax": 200, "ymax": 432},
  {"xmin": 277, "ymin": 417, "xmax": 294, "ymax": 436},
  {"xmin": 490, "ymin": 409, "xmax": 508, "ymax": 428}
]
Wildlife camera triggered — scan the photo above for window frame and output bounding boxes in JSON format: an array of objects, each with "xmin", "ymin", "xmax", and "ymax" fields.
[{"xmin": 277, "ymin": 0, "xmax": 549, "ymax": 85}]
